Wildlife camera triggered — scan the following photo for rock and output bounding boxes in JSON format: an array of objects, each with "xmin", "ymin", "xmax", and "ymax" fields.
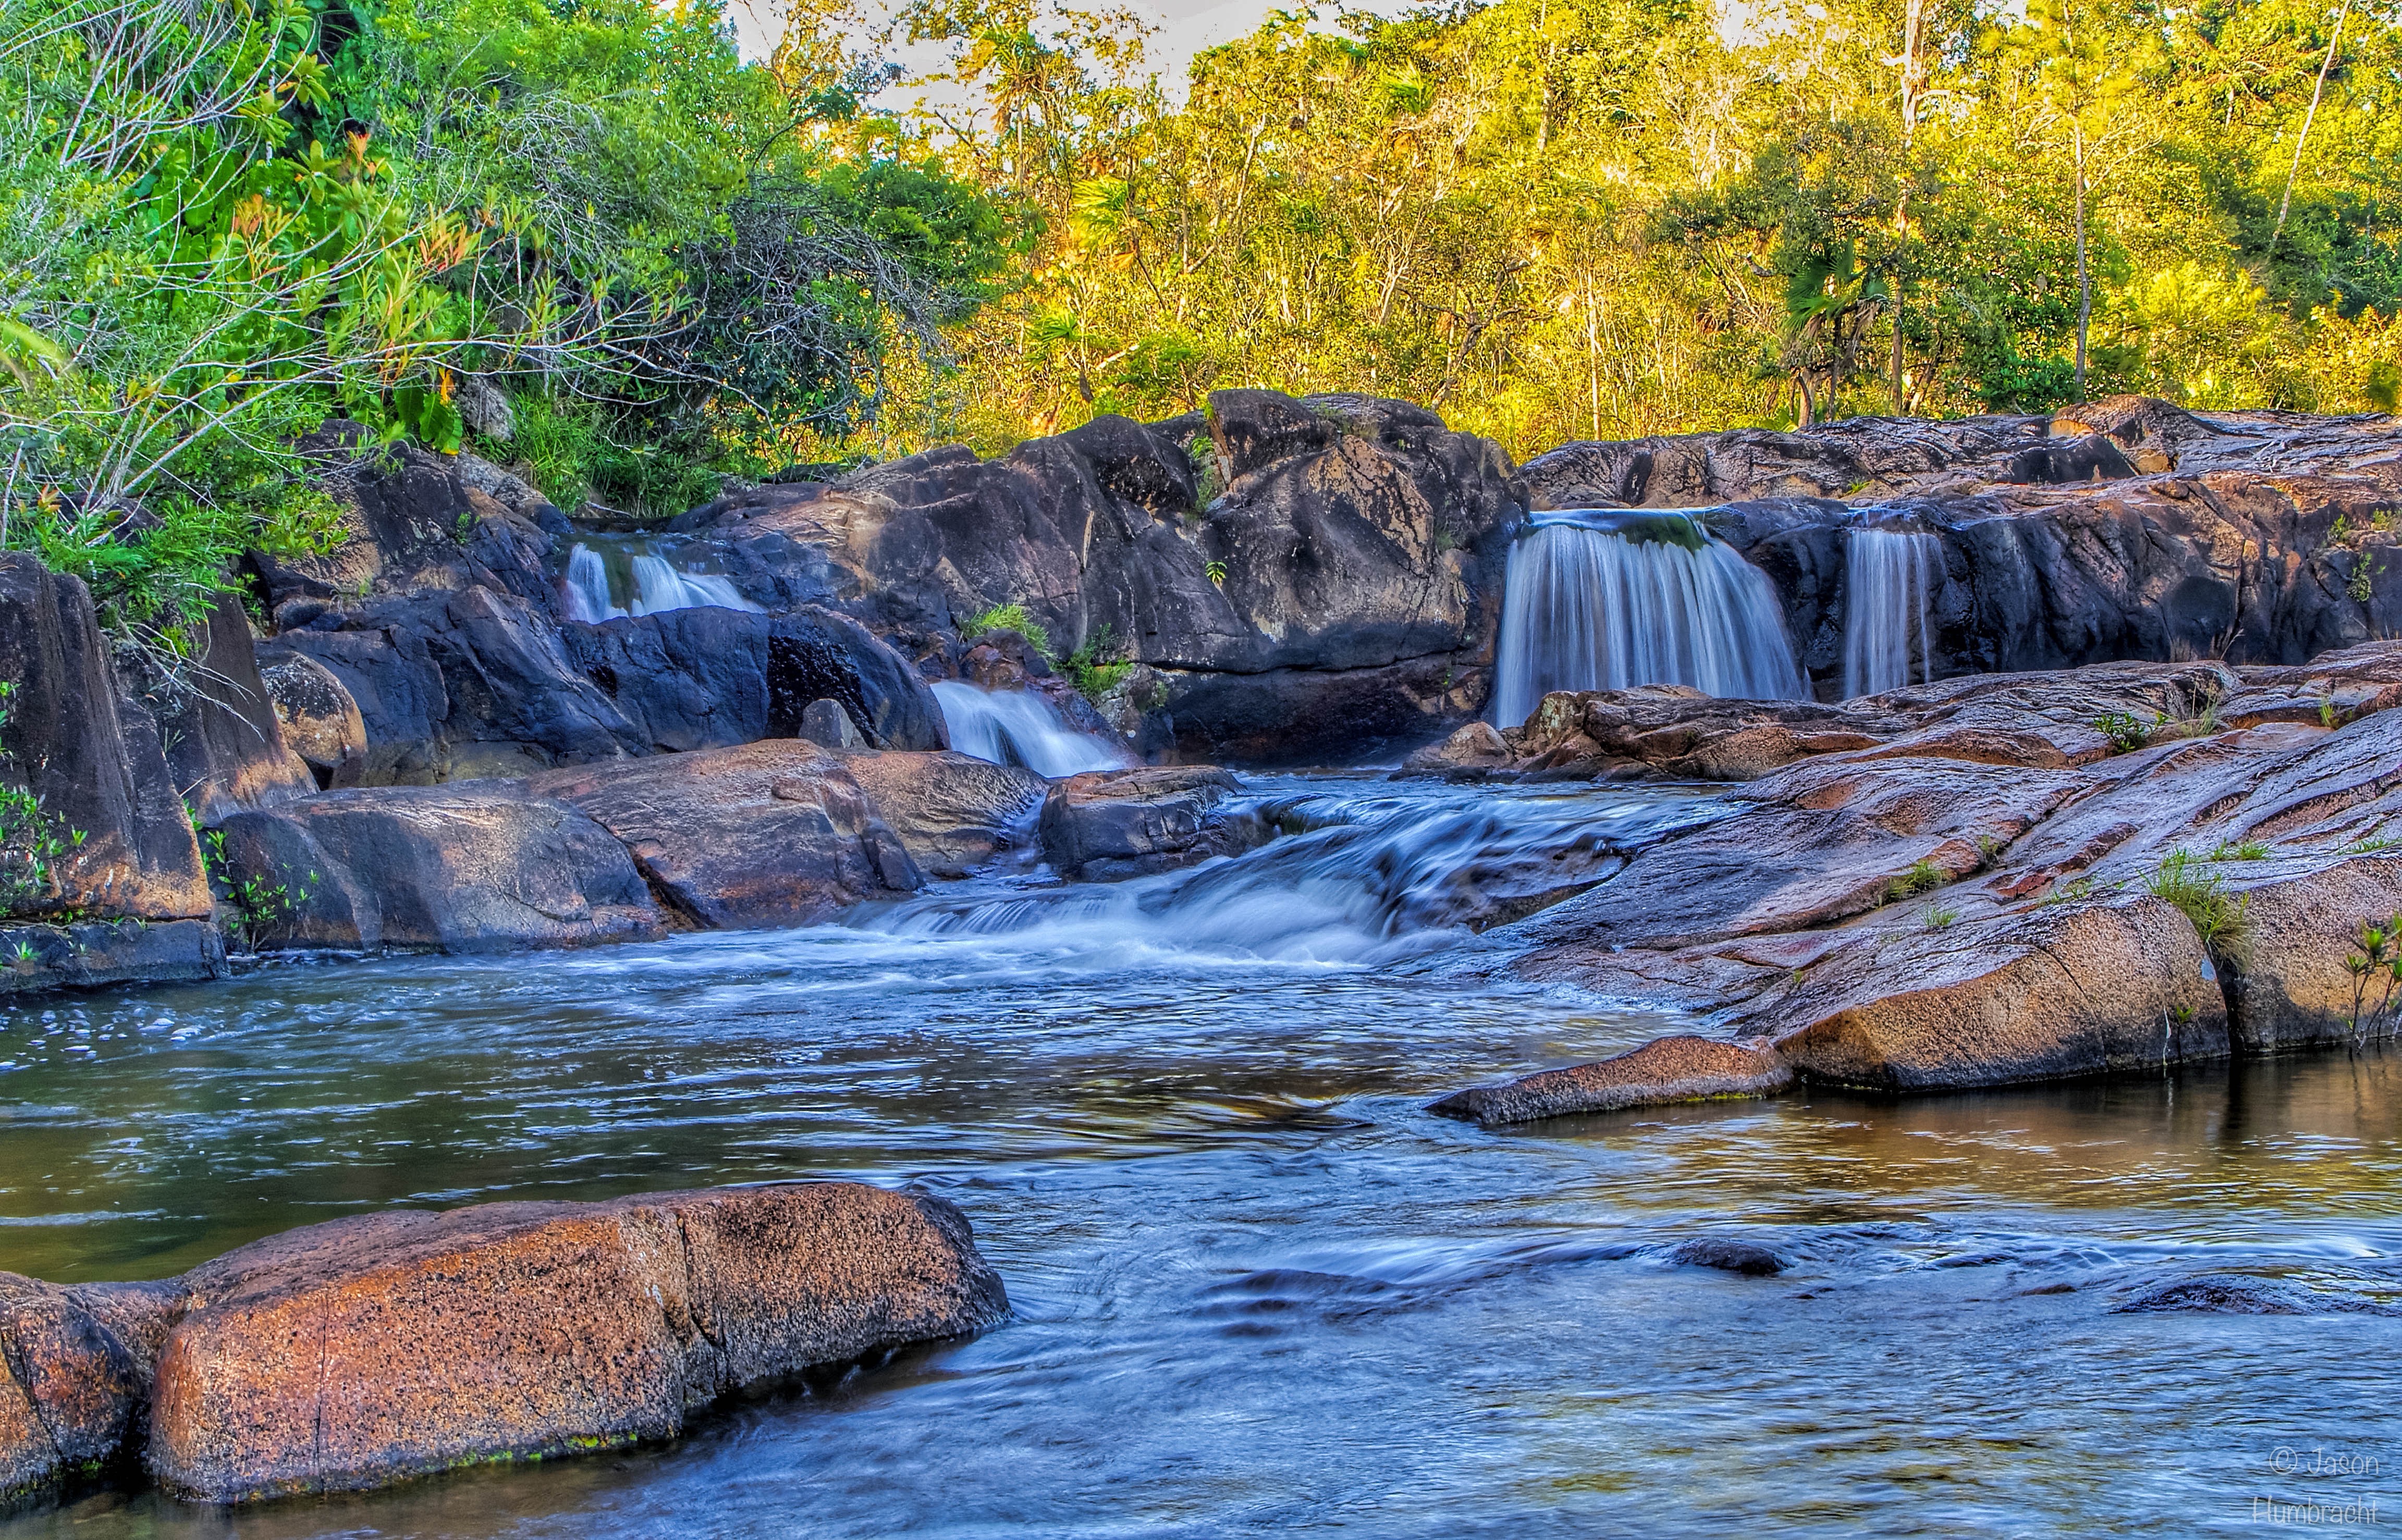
[
  {"xmin": 455, "ymin": 374, "xmax": 514, "ymax": 442},
  {"xmin": 560, "ymin": 603, "xmax": 947, "ymax": 754},
  {"xmin": 128, "ymin": 1183, "xmax": 1009, "ymax": 1502},
  {"xmin": 0, "ymin": 1275, "xmax": 149, "ymax": 1497},
  {"xmin": 1402, "ymin": 720, "xmax": 1513, "ymax": 775},
  {"xmin": 531, "ymin": 741, "xmax": 922, "ymax": 928},
  {"xmin": 115, "ymin": 596, "xmax": 314, "ymax": 823},
  {"xmin": 800, "ymin": 698, "xmax": 865, "ymax": 748},
  {"xmin": 1665, "ymin": 1239, "xmax": 1787, "ymax": 1277},
  {"xmin": 671, "ymin": 392, "xmax": 1525, "ymax": 764},
  {"xmin": 839, "ymin": 750, "xmax": 1048, "ymax": 877},
  {"xmin": 1038, "ymin": 765, "xmax": 1258, "ymax": 881},
  {"xmin": 261, "ymin": 650, "xmax": 369, "ymax": 787},
  {"xmin": 259, "ymin": 623, "xmax": 451, "ymax": 785},
  {"xmin": 0, "ymin": 555, "xmax": 210, "ymax": 922},
  {"xmin": 2109, "ymin": 1274, "xmax": 2392, "ymax": 1315},
  {"xmin": 212, "ymin": 785, "xmax": 664, "ymax": 952},
  {"xmin": 1429, "ymin": 1036, "xmax": 1793, "ymax": 1125},
  {"xmin": 0, "ymin": 918, "xmax": 224, "ymax": 995}
]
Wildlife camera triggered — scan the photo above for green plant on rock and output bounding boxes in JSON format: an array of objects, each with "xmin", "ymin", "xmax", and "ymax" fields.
[
  {"xmin": 2093, "ymin": 711, "xmax": 2150, "ymax": 753},
  {"xmin": 2350, "ymin": 557, "xmax": 2381, "ymax": 605},
  {"xmin": 960, "ymin": 602, "xmax": 1052, "ymax": 660},
  {"xmin": 192, "ymin": 812, "xmax": 314, "ymax": 954},
  {"xmin": 0, "ymin": 681, "xmax": 84, "ymax": 914},
  {"xmin": 1204, "ymin": 559, "xmax": 1228, "ymax": 587},
  {"xmin": 2208, "ymin": 840, "xmax": 2271, "ymax": 861},
  {"xmin": 1062, "ymin": 623, "xmax": 1132, "ymax": 703},
  {"xmin": 1885, "ymin": 858, "xmax": 1946, "ymax": 903},
  {"xmin": 2146, "ymin": 849, "xmax": 2248, "ymax": 960},
  {"xmin": 1925, "ymin": 904, "xmax": 1960, "ymax": 930},
  {"xmin": 2342, "ymin": 910, "xmax": 2402, "ymax": 1053},
  {"xmin": 2041, "ymin": 875, "xmax": 2099, "ymax": 906}
]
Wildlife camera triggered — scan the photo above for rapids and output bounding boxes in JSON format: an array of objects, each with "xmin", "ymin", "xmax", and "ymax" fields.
[{"xmin": 1, "ymin": 776, "xmax": 2395, "ymax": 1537}]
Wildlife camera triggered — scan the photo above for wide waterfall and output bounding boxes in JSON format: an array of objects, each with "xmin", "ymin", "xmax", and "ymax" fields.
[
  {"xmin": 932, "ymin": 681, "xmax": 1130, "ymax": 778},
  {"xmin": 558, "ymin": 539, "xmax": 762, "ymax": 623},
  {"xmin": 1841, "ymin": 525, "xmax": 1943, "ymax": 698},
  {"xmin": 1488, "ymin": 511, "xmax": 1806, "ymax": 726}
]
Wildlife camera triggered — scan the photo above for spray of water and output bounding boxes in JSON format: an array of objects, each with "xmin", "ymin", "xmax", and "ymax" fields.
[
  {"xmin": 559, "ymin": 541, "xmax": 762, "ymax": 622},
  {"xmin": 1489, "ymin": 511, "xmax": 1806, "ymax": 726}
]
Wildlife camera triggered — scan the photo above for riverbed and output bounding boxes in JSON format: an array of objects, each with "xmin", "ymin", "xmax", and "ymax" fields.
[{"xmin": 2, "ymin": 777, "xmax": 2397, "ymax": 1536}]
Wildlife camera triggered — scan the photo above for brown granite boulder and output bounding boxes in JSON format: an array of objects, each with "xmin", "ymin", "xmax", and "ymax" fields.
[
  {"xmin": 144, "ymin": 1183, "xmax": 1007, "ymax": 1503},
  {"xmin": 839, "ymin": 749, "xmax": 1048, "ymax": 877},
  {"xmin": 0, "ymin": 1277, "xmax": 178, "ymax": 1499},
  {"xmin": 531, "ymin": 740, "xmax": 922, "ymax": 927},
  {"xmin": 1037, "ymin": 765, "xmax": 1260, "ymax": 881},
  {"xmin": 212, "ymin": 784, "xmax": 664, "ymax": 952},
  {"xmin": 260, "ymin": 650, "xmax": 370, "ymax": 788}
]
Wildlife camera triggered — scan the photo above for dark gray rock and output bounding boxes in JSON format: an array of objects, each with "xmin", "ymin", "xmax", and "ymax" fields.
[{"xmin": 1037, "ymin": 765, "xmax": 1256, "ymax": 881}]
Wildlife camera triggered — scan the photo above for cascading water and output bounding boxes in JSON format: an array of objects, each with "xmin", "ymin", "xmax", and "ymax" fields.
[
  {"xmin": 1841, "ymin": 525, "xmax": 1943, "ymax": 699},
  {"xmin": 932, "ymin": 681, "xmax": 1130, "ymax": 778},
  {"xmin": 1488, "ymin": 510, "xmax": 1806, "ymax": 726},
  {"xmin": 558, "ymin": 538, "xmax": 761, "ymax": 623}
]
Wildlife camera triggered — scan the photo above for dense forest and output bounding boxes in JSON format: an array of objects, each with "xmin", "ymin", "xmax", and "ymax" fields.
[{"xmin": 2, "ymin": 0, "xmax": 2398, "ymax": 648}]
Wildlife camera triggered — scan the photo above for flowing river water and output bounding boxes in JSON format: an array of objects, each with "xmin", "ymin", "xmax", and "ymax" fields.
[{"xmin": 1, "ymin": 776, "xmax": 2397, "ymax": 1537}]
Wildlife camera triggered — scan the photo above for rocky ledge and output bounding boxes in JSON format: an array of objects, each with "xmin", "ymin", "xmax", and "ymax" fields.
[
  {"xmin": 0, "ymin": 1182, "xmax": 1006, "ymax": 1504},
  {"xmin": 1432, "ymin": 641, "xmax": 2402, "ymax": 1122}
]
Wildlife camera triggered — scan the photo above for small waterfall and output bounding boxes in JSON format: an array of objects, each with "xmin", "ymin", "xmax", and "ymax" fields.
[
  {"xmin": 932, "ymin": 682, "xmax": 1130, "ymax": 778},
  {"xmin": 557, "ymin": 539, "xmax": 762, "ymax": 622},
  {"xmin": 1841, "ymin": 526, "xmax": 1943, "ymax": 698},
  {"xmin": 1488, "ymin": 511, "xmax": 1806, "ymax": 726}
]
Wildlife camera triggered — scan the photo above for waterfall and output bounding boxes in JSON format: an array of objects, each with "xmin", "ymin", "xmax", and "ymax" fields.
[
  {"xmin": 1841, "ymin": 527, "xmax": 1942, "ymax": 699},
  {"xmin": 558, "ymin": 540, "xmax": 762, "ymax": 622},
  {"xmin": 932, "ymin": 682, "xmax": 1129, "ymax": 779},
  {"xmin": 1488, "ymin": 511, "xmax": 1806, "ymax": 727}
]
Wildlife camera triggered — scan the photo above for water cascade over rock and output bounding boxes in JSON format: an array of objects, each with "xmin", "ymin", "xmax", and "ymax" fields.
[
  {"xmin": 1489, "ymin": 511, "xmax": 1806, "ymax": 725},
  {"xmin": 1842, "ymin": 524, "xmax": 1944, "ymax": 698},
  {"xmin": 932, "ymin": 682, "xmax": 1130, "ymax": 778},
  {"xmin": 558, "ymin": 539, "xmax": 761, "ymax": 623}
]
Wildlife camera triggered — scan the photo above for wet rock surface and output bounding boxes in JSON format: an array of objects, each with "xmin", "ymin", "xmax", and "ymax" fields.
[
  {"xmin": 2, "ymin": 1184, "xmax": 1007, "ymax": 1504},
  {"xmin": 1433, "ymin": 643, "xmax": 2402, "ymax": 1114}
]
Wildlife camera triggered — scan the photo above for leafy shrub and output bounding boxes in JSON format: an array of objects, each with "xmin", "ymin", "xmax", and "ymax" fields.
[
  {"xmin": 2092, "ymin": 711, "xmax": 2150, "ymax": 753},
  {"xmin": 1885, "ymin": 858, "xmax": 1946, "ymax": 903},
  {"xmin": 1062, "ymin": 623, "xmax": 1131, "ymax": 702}
]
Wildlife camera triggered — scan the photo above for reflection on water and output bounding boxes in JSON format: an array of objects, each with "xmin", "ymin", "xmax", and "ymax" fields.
[{"xmin": 0, "ymin": 777, "xmax": 2397, "ymax": 1537}]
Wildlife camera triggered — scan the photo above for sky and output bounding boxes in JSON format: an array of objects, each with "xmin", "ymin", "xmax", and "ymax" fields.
[{"xmin": 723, "ymin": 0, "xmax": 1419, "ymax": 101}]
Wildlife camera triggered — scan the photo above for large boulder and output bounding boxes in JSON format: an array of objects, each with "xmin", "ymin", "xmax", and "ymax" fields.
[
  {"xmin": 115, "ymin": 596, "xmax": 314, "ymax": 823},
  {"xmin": 0, "ymin": 555, "xmax": 210, "ymax": 925},
  {"xmin": 530, "ymin": 741, "xmax": 923, "ymax": 928},
  {"xmin": 838, "ymin": 750, "xmax": 1048, "ymax": 877},
  {"xmin": 1037, "ymin": 765, "xmax": 1257, "ymax": 881},
  {"xmin": 212, "ymin": 784, "xmax": 664, "ymax": 952},
  {"xmin": 145, "ymin": 1184, "xmax": 1007, "ymax": 1502},
  {"xmin": 5, "ymin": 1184, "xmax": 1009, "ymax": 1504}
]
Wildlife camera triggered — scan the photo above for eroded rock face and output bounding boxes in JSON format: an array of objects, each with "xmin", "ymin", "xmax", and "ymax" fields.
[
  {"xmin": 840, "ymin": 750, "xmax": 1048, "ymax": 878},
  {"xmin": 1436, "ymin": 644, "xmax": 2402, "ymax": 1115},
  {"xmin": 673, "ymin": 392, "xmax": 1526, "ymax": 763},
  {"xmin": 530, "ymin": 741, "xmax": 923, "ymax": 928},
  {"xmin": 5, "ymin": 1184, "xmax": 1010, "ymax": 1504}
]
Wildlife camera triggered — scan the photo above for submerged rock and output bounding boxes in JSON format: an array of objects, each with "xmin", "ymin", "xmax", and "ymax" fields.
[
  {"xmin": 1665, "ymin": 1239, "xmax": 1788, "ymax": 1277},
  {"xmin": 1430, "ymin": 1036, "xmax": 1792, "ymax": 1125},
  {"xmin": 2110, "ymin": 1275, "xmax": 2395, "ymax": 1316},
  {"xmin": 3, "ymin": 1184, "xmax": 1008, "ymax": 1504}
]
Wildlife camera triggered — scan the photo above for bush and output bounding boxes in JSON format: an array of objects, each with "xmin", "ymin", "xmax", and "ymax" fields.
[{"xmin": 961, "ymin": 602, "xmax": 1051, "ymax": 659}]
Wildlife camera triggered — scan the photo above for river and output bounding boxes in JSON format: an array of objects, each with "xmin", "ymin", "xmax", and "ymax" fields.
[{"xmin": 2, "ymin": 776, "xmax": 2396, "ymax": 1536}]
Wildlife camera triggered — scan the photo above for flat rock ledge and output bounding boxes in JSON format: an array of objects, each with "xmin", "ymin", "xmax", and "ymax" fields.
[{"xmin": 0, "ymin": 1182, "xmax": 1007, "ymax": 1505}]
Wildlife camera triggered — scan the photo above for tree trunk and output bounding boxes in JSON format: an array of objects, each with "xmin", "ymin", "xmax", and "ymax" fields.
[
  {"xmin": 2073, "ymin": 120, "xmax": 2089, "ymax": 402},
  {"xmin": 2270, "ymin": 0, "xmax": 2354, "ymax": 258}
]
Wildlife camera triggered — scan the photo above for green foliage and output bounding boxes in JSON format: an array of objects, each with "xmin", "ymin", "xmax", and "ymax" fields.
[
  {"xmin": 2146, "ymin": 849, "xmax": 2249, "ymax": 959},
  {"xmin": 1204, "ymin": 559, "xmax": 1228, "ymax": 587},
  {"xmin": 2343, "ymin": 910, "xmax": 2402, "ymax": 1051},
  {"xmin": 1062, "ymin": 623, "xmax": 1130, "ymax": 701},
  {"xmin": 2093, "ymin": 711, "xmax": 2151, "ymax": 753},
  {"xmin": 960, "ymin": 601, "xmax": 1051, "ymax": 659},
  {"xmin": 193, "ymin": 813, "xmax": 314, "ymax": 953},
  {"xmin": 2208, "ymin": 840, "xmax": 2271, "ymax": 861},
  {"xmin": 1885, "ymin": 858, "xmax": 1946, "ymax": 903},
  {"xmin": 0, "ymin": 681, "xmax": 84, "ymax": 914},
  {"xmin": 1925, "ymin": 903, "xmax": 1960, "ymax": 931},
  {"xmin": 2041, "ymin": 875, "xmax": 2099, "ymax": 906}
]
